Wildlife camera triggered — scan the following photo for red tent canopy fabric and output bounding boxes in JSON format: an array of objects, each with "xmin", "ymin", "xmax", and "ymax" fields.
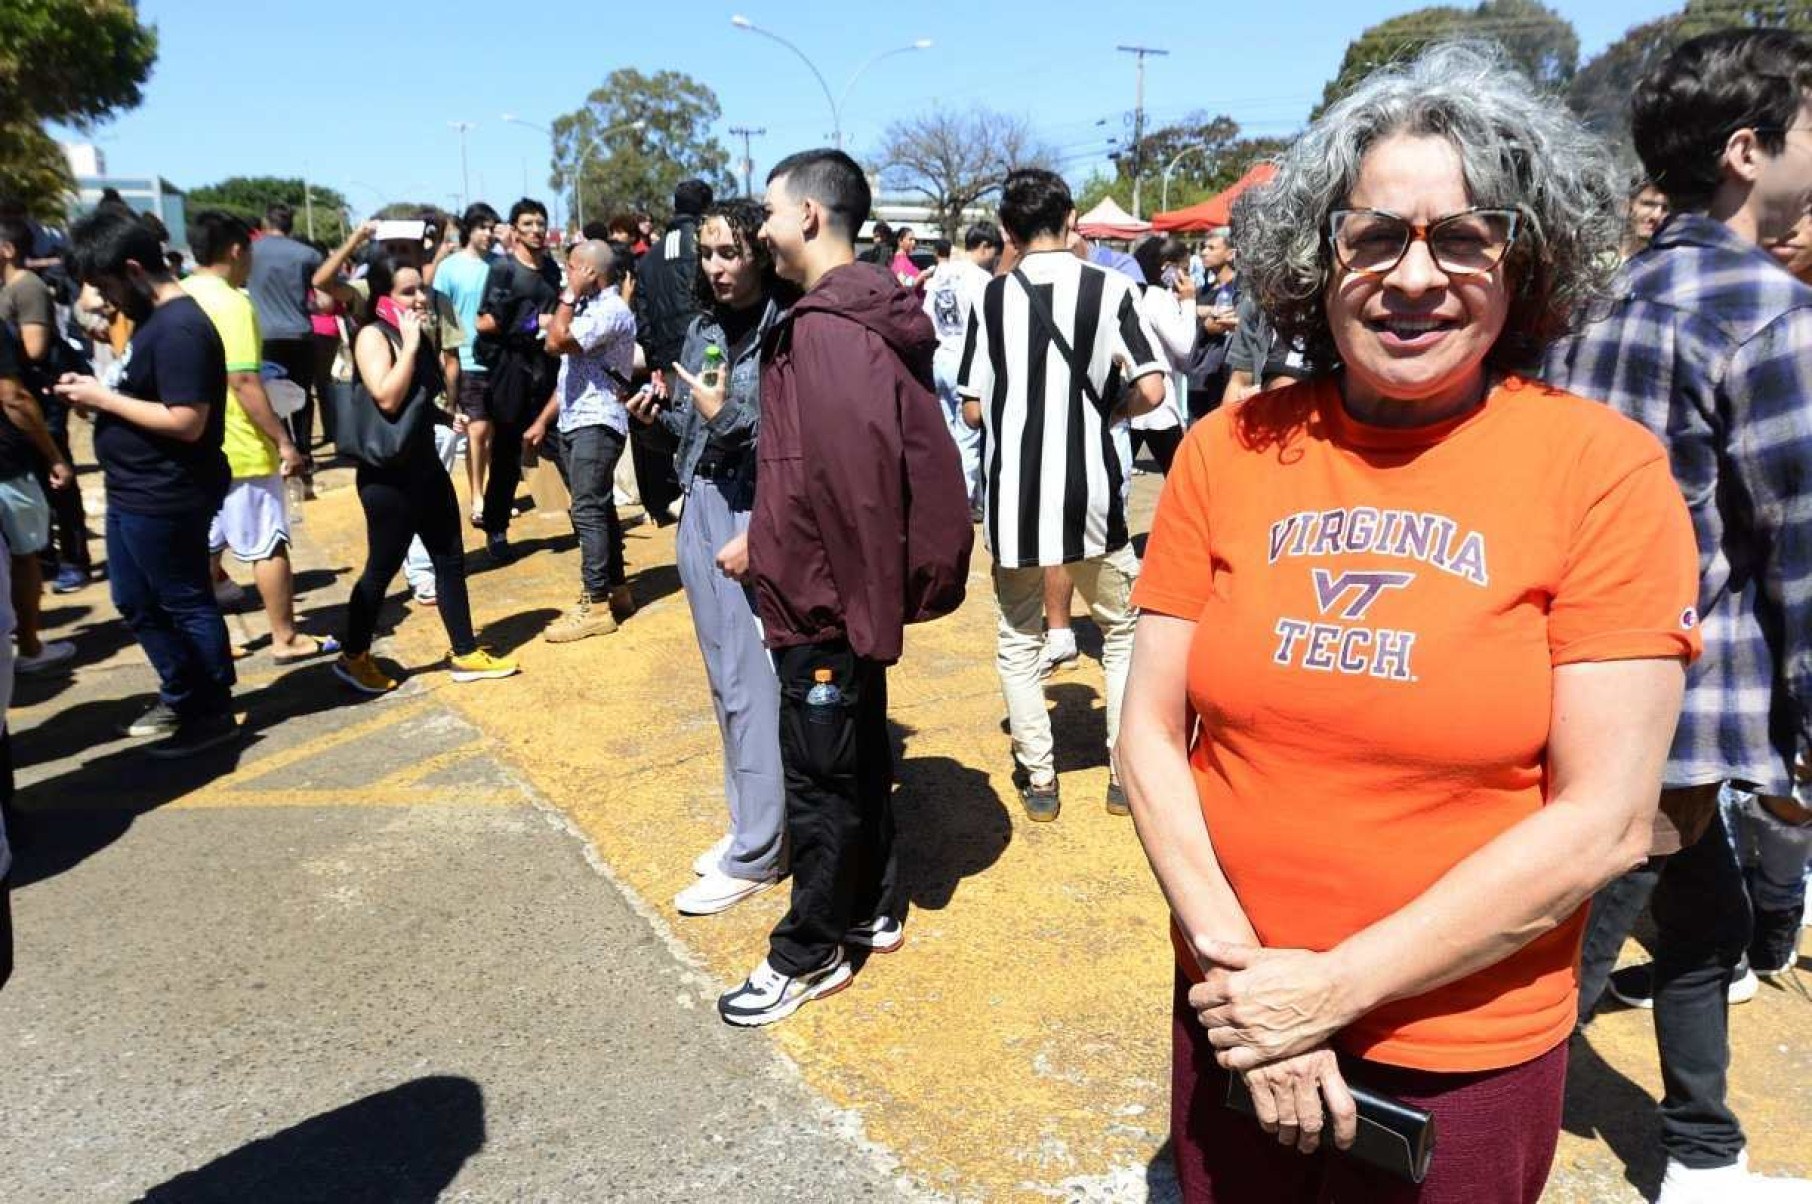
[{"xmin": 1151, "ymin": 162, "xmax": 1279, "ymax": 233}]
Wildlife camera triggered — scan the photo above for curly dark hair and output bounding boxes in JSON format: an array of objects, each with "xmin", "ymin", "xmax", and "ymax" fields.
[{"xmin": 690, "ymin": 198, "xmax": 780, "ymax": 312}]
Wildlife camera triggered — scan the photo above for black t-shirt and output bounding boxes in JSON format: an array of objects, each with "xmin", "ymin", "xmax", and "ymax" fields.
[
  {"xmin": 480, "ymin": 253, "xmax": 561, "ymax": 340},
  {"xmin": 0, "ymin": 324, "xmax": 36, "ymax": 478},
  {"xmin": 95, "ymin": 295, "xmax": 230, "ymax": 515}
]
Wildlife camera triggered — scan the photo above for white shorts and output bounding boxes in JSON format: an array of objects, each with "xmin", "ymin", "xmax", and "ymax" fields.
[{"xmin": 209, "ymin": 474, "xmax": 289, "ymax": 562}]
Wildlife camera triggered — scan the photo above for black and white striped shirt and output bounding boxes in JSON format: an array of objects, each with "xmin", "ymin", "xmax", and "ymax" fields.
[{"xmin": 957, "ymin": 250, "xmax": 1165, "ymax": 568}]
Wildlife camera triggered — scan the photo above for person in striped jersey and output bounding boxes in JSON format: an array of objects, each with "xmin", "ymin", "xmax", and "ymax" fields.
[{"xmin": 958, "ymin": 168, "xmax": 1167, "ymax": 821}]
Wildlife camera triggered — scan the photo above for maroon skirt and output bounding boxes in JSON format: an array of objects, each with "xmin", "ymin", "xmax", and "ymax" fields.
[{"xmin": 1169, "ymin": 970, "xmax": 1568, "ymax": 1204}]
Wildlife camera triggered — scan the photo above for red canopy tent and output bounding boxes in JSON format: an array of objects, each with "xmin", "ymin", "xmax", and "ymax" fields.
[{"xmin": 1151, "ymin": 162, "xmax": 1279, "ymax": 233}]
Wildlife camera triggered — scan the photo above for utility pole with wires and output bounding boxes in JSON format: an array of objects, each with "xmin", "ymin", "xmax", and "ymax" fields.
[
  {"xmin": 1116, "ymin": 44, "xmax": 1168, "ymax": 219},
  {"xmin": 729, "ymin": 125, "xmax": 766, "ymax": 197}
]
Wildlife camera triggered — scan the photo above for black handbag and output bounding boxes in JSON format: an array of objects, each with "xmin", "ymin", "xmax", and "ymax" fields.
[{"xmin": 326, "ymin": 327, "xmax": 438, "ymax": 467}]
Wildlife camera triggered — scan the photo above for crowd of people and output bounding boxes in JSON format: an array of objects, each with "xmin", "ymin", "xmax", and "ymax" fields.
[{"xmin": 0, "ymin": 24, "xmax": 1808, "ymax": 1204}]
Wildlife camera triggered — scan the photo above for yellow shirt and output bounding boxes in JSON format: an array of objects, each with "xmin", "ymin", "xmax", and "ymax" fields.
[{"xmin": 181, "ymin": 273, "xmax": 277, "ymax": 480}]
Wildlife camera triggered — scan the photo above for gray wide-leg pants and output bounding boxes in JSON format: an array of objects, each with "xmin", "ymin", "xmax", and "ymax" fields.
[{"xmin": 677, "ymin": 477, "xmax": 785, "ymax": 878}]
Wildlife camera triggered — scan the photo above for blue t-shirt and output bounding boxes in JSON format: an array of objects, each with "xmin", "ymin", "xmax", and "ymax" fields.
[
  {"xmin": 96, "ymin": 296, "xmax": 230, "ymax": 515},
  {"xmin": 435, "ymin": 252, "xmax": 492, "ymax": 374}
]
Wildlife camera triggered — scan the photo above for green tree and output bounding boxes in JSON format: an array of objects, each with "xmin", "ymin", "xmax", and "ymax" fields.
[
  {"xmin": 874, "ymin": 107, "xmax": 1057, "ymax": 238},
  {"xmin": 1112, "ymin": 113, "xmax": 1292, "ymax": 214},
  {"xmin": 187, "ymin": 176, "xmax": 352, "ymax": 245},
  {"xmin": 0, "ymin": 0, "xmax": 158, "ymax": 216},
  {"xmin": 1567, "ymin": 0, "xmax": 1812, "ymax": 169},
  {"xmin": 1315, "ymin": 0, "xmax": 1578, "ymax": 116},
  {"xmin": 551, "ymin": 68, "xmax": 733, "ymax": 229}
]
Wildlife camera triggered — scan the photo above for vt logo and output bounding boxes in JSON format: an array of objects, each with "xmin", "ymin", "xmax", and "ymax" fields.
[{"xmin": 1311, "ymin": 569, "xmax": 1416, "ymax": 621}]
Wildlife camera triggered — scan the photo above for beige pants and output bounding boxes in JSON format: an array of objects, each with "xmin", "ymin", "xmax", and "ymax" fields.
[{"xmin": 993, "ymin": 544, "xmax": 1140, "ymax": 788}]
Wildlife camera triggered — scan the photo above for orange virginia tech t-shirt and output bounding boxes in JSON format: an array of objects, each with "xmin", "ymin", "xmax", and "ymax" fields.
[{"xmin": 1132, "ymin": 375, "xmax": 1701, "ymax": 1073}]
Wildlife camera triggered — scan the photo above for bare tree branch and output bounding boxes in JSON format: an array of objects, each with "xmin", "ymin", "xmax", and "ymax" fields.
[{"xmin": 873, "ymin": 108, "xmax": 1057, "ymax": 237}]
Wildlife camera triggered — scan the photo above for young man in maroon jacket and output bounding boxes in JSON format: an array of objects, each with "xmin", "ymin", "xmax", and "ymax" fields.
[{"xmin": 717, "ymin": 148, "xmax": 971, "ymax": 1026}]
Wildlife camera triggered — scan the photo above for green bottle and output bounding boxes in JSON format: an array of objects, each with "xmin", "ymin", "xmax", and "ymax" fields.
[{"xmin": 701, "ymin": 344, "xmax": 725, "ymax": 390}]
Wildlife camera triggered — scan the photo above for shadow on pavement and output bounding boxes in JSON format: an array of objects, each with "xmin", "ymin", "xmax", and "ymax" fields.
[
  {"xmin": 1562, "ymin": 1031, "xmax": 1664, "ymax": 1198},
  {"xmin": 465, "ymin": 532, "xmax": 579, "ymax": 578},
  {"xmin": 138, "ymin": 1075, "xmax": 486, "ymax": 1204},
  {"xmin": 890, "ymin": 720, "xmax": 1011, "ymax": 914},
  {"xmin": 1147, "ymin": 1136, "xmax": 1182, "ymax": 1203},
  {"xmin": 477, "ymin": 608, "xmax": 562, "ymax": 657},
  {"xmin": 623, "ymin": 561, "xmax": 682, "ymax": 609},
  {"xmin": 10, "ymin": 663, "xmax": 377, "ymax": 888},
  {"xmin": 1048, "ymin": 680, "xmax": 1110, "ymax": 775}
]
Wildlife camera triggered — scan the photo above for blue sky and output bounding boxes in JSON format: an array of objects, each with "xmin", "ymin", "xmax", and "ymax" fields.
[{"xmin": 57, "ymin": 0, "xmax": 1680, "ymax": 223}]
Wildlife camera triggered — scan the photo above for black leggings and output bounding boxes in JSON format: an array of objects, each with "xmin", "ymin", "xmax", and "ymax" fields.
[{"xmin": 346, "ymin": 457, "xmax": 476, "ymax": 657}]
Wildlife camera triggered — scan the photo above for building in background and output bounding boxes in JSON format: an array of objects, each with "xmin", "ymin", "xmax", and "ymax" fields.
[{"xmin": 60, "ymin": 142, "xmax": 188, "ymax": 249}]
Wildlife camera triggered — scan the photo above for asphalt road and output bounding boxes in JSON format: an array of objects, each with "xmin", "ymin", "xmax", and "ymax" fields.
[{"xmin": 1, "ymin": 572, "xmax": 910, "ymax": 1203}]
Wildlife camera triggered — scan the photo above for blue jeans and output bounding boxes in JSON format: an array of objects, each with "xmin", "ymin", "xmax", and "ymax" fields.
[
  {"xmin": 107, "ymin": 507, "xmax": 236, "ymax": 719},
  {"xmin": 932, "ymin": 350, "xmax": 981, "ymax": 510},
  {"xmin": 1722, "ymin": 783, "xmax": 1812, "ymax": 916}
]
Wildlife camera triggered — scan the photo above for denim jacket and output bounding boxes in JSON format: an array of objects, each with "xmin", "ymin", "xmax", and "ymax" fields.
[{"xmin": 658, "ymin": 297, "xmax": 781, "ymax": 508}]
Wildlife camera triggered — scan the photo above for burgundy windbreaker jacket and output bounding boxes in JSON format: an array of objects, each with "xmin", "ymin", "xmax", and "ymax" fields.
[{"xmin": 749, "ymin": 260, "xmax": 973, "ymax": 665}]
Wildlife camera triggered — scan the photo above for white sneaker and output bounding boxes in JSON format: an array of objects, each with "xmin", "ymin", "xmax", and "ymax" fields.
[
  {"xmin": 674, "ymin": 868, "xmax": 777, "ymax": 916},
  {"xmin": 717, "ymin": 951, "xmax": 852, "ymax": 1027},
  {"xmin": 691, "ymin": 833, "xmax": 733, "ymax": 877},
  {"xmin": 846, "ymin": 915, "xmax": 905, "ymax": 953},
  {"xmin": 16, "ymin": 640, "xmax": 75, "ymax": 674},
  {"xmin": 1042, "ymin": 629, "xmax": 1078, "ymax": 674},
  {"xmin": 1657, "ymin": 1153, "xmax": 1812, "ymax": 1203}
]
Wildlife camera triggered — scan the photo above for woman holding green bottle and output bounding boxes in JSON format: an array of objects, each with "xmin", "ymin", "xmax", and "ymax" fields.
[{"xmin": 630, "ymin": 199, "xmax": 796, "ymax": 917}]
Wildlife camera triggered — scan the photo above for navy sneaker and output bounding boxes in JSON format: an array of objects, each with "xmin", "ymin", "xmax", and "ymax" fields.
[
  {"xmin": 486, "ymin": 533, "xmax": 517, "ymax": 565},
  {"xmin": 51, "ymin": 564, "xmax": 90, "ymax": 594}
]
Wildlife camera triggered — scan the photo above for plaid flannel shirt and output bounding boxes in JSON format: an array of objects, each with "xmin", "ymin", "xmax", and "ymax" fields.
[{"xmin": 1543, "ymin": 214, "xmax": 1812, "ymax": 797}]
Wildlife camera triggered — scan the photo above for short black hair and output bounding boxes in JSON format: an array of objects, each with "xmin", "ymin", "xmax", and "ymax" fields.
[
  {"xmin": 964, "ymin": 221, "xmax": 1003, "ymax": 252},
  {"xmin": 459, "ymin": 202, "xmax": 500, "ymax": 243},
  {"xmin": 188, "ymin": 209, "xmax": 253, "ymax": 267},
  {"xmin": 673, "ymin": 179, "xmax": 714, "ymax": 216},
  {"xmin": 932, "ymin": 238, "xmax": 952, "ymax": 258},
  {"xmin": 265, "ymin": 202, "xmax": 295, "ymax": 234},
  {"xmin": 998, "ymin": 169, "xmax": 1073, "ymax": 243},
  {"xmin": 0, "ymin": 216, "xmax": 30, "ymax": 261},
  {"xmin": 767, "ymin": 148, "xmax": 871, "ymax": 240},
  {"xmin": 69, "ymin": 206, "xmax": 168, "ymax": 283},
  {"xmin": 508, "ymin": 198, "xmax": 548, "ymax": 226},
  {"xmin": 581, "ymin": 220, "xmax": 611, "ymax": 241},
  {"xmin": 1634, "ymin": 28, "xmax": 1812, "ymax": 212},
  {"xmin": 897, "ymin": 225, "xmax": 914, "ymax": 239}
]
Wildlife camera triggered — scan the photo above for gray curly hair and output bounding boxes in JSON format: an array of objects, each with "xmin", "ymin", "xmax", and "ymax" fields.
[{"xmin": 1235, "ymin": 41, "xmax": 1623, "ymax": 372}]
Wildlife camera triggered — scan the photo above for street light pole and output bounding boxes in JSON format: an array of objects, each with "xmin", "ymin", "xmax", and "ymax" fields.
[
  {"xmin": 729, "ymin": 125, "xmax": 766, "ymax": 196},
  {"xmin": 730, "ymin": 16, "xmax": 931, "ymax": 150},
  {"xmin": 448, "ymin": 121, "xmax": 475, "ymax": 213},
  {"xmin": 503, "ymin": 114, "xmax": 646, "ymax": 233},
  {"xmin": 1160, "ymin": 145, "xmax": 1214, "ymax": 213}
]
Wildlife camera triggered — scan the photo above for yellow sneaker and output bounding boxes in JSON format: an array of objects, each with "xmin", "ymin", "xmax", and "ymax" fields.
[
  {"xmin": 333, "ymin": 652, "xmax": 398, "ymax": 695},
  {"xmin": 449, "ymin": 646, "xmax": 520, "ymax": 682},
  {"xmin": 543, "ymin": 594, "xmax": 617, "ymax": 643}
]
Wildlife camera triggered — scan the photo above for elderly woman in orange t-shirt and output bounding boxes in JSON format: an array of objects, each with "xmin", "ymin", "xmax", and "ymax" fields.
[{"xmin": 1118, "ymin": 43, "xmax": 1701, "ymax": 1204}]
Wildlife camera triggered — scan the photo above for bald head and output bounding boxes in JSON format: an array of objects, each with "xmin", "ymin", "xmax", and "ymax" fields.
[{"xmin": 571, "ymin": 239, "xmax": 617, "ymax": 283}]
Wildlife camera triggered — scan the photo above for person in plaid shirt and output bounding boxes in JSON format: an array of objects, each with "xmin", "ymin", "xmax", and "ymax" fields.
[{"xmin": 1544, "ymin": 29, "xmax": 1812, "ymax": 1204}]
